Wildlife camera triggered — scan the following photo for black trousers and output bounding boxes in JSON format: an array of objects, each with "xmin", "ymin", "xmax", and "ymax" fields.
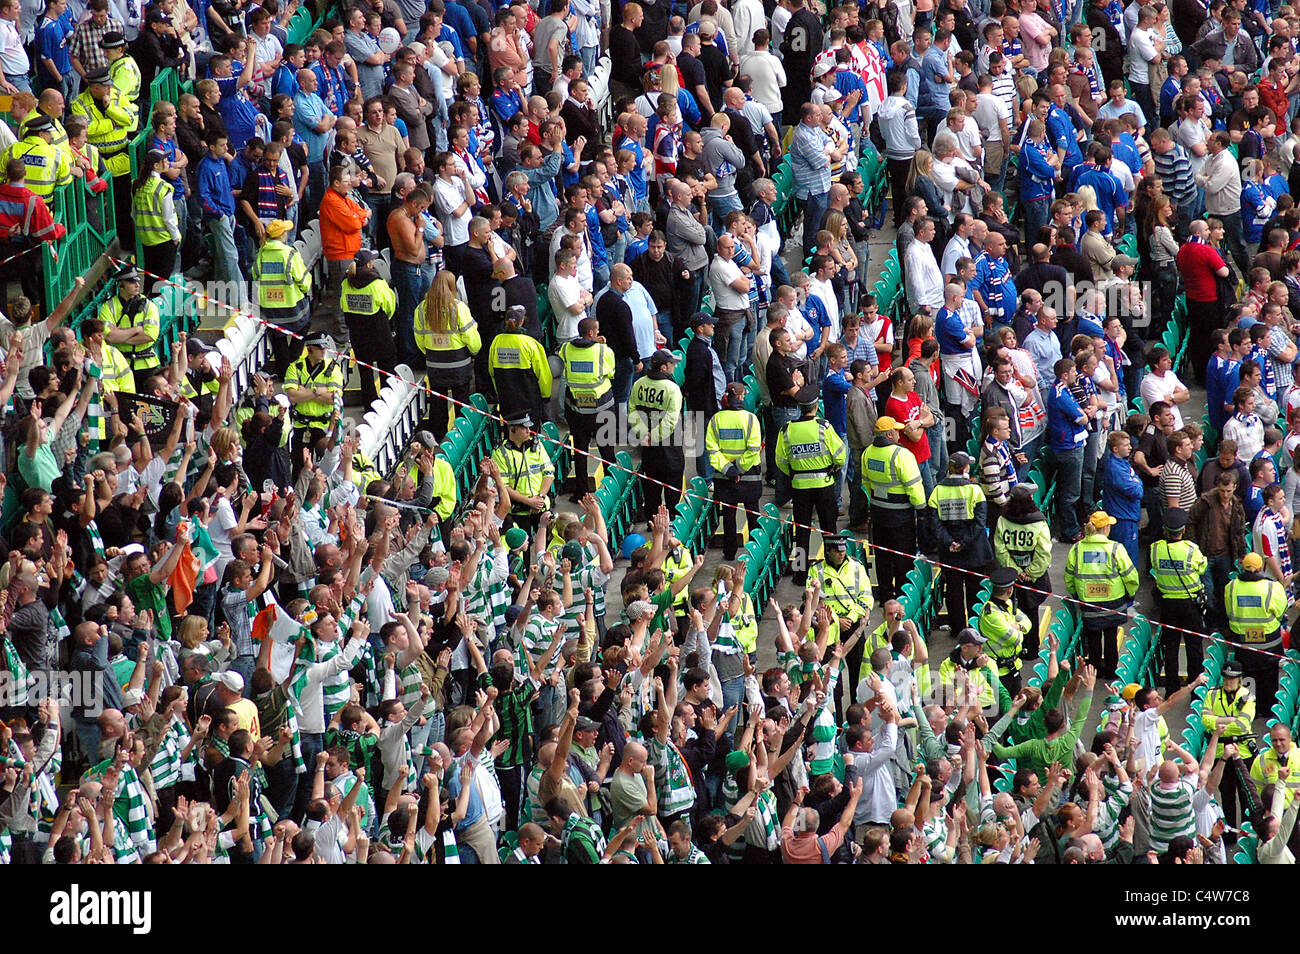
[
  {"xmin": 943, "ymin": 565, "xmax": 985, "ymax": 633},
  {"xmin": 1235, "ymin": 634, "xmax": 1280, "ymax": 719},
  {"xmin": 1218, "ymin": 753, "xmax": 1259, "ymax": 831},
  {"xmin": 344, "ymin": 310, "xmax": 399, "ymax": 409},
  {"xmin": 642, "ymin": 446, "xmax": 684, "ymax": 520},
  {"xmin": 1083, "ymin": 622, "xmax": 1119, "ymax": 678},
  {"xmin": 423, "ymin": 369, "xmax": 473, "ymax": 443},
  {"xmin": 887, "ymin": 157, "xmax": 911, "ymax": 228},
  {"xmin": 715, "ymin": 477, "xmax": 763, "ymax": 560},
  {"xmin": 566, "ymin": 403, "xmax": 616, "ymax": 494},
  {"xmin": 1016, "ymin": 573, "xmax": 1050, "ymax": 658},
  {"xmin": 870, "ymin": 510, "xmax": 916, "ymax": 604},
  {"xmin": 1157, "ymin": 595, "xmax": 1206, "ymax": 693},
  {"xmin": 792, "ymin": 484, "xmax": 839, "ymax": 582},
  {"xmin": 141, "ymin": 240, "xmax": 176, "ymax": 296}
]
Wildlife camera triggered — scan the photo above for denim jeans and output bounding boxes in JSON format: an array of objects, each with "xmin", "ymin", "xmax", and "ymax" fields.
[
  {"xmin": 1023, "ymin": 196, "xmax": 1052, "ymax": 245},
  {"xmin": 714, "ymin": 307, "xmax": 748, "ymax": 382},
  {"xmin": 1048, "ymin": 444, "xmax": 1085, "ymax": 538},
  {"xmin": 1016, "ymin": 434, "xmax": 1043, "ymax": 483},
  {"xmin": 801, "ymin": 189, "xmax": 830, "ymax": 257},
  {"xmin": 719, "ymin": 675, "xmax": 744, "ymax": 746},
  {"xmin": 391, "ymin": 259, "xmax": 428, "ymax": 368},
  {"xmin": 846, "ymin": 450, "xmax": 869, "ymax": 526},
  {"xmin": 612, "ymin": 355, "xmax": 635, "ymax": 405},
  {"xmin": 593, "ymin": 262, "xmax": 610, "ymax": 293},
  {"xmin": 927, "ymin": 421, "xmax": 947, "ymax": 477},
  {"xmin": 656, "ymin": 309, "xmax": 673, "ymax": 344},
  {"xmin": 1081, "ymin": 428, "xmax": 1103, "ymax": 513},
  {"xmin": 579, "ymin": 45, "xmax": 599, "ymax": 76},
  {"xmin": 207, "ymin": 213, "xmax": 240, "ymax": 287},
  {"xmin": 708, "ymin": 193, "xmax": 743, "ymax": 234}
]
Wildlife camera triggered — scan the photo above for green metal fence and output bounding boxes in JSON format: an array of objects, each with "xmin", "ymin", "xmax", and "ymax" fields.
[{"xmin": 41, "ymin": 180, "xmax": 115, "ymax": 314}]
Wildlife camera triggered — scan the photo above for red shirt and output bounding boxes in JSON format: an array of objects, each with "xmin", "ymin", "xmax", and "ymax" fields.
[
  {"xmin": 1176, "ymin": 241, "xmax": 1227, "ymax": 303},
  {"xmin": 884, "ymin": 391, "xmax": 931, "ymax": 464}
]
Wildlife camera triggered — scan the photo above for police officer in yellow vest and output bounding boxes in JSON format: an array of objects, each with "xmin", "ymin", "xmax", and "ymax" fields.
[
  {"xmin": 2, "ymin": 113, "xmax": 69, "ymax": 200},
  {"xmin": 925, "ymin": 450, "xmax": 993, "ymax": 634},
  {"xmin": 811, "ymin": 533, "xmax": 873, "ymax": 713},
  {"xmin": 860, "ymin": 415, "xmax": 926, "ymax": 603},
  {"xmin": 340, "ymin": 249, "xmax": 397, "ymax": 402},
  {"xmin": 71, "ymin": 68, "xmax": 135, "ymax": 243},
  {"xmin": 1201, "ymin": 659, "xmax": 1258, "ymax": 831},
  {"xmin": 706, "ymin": 381, "xmax": 762, "ymax": 561},
  {"xmin": 489, "ymin": 305, "xmax": 552, "ymax": 430},
  {"xmin": 1251, "ymin": 723, "xmax": 1300, "ymax": 855},
  {"xmin": 103, "ymin": 32, "xmax": 141, "ymax": 132},
  {"xmin": 98, "ymin": 266, "xmax": 162, "ymax": 390},
  {"xmin": 728, "ymin": 557, "xmax": 759, "ymax": 661},
  {"xmin": 1224, "ymin": 551, "xmax": 1288, "ymax": 716},
  {"xmin": 133, "ymin": 148, "xmax": 181, "ymax": 293},
  {"xmin": 628, "ymin": 349, "xmax": 684, "ymax": 521},
  {"xmin": 659, "ymin": 534, "xmax": 695, "ymax": 622},
  {"xmin": 284, "ymin": 332, "xmax": 345, "ymax": 464},
  {"xmin": 1150, "ymin": 508, "xmax": 1208, "ymax": 695},
  {"xmin": 979, "ymin": 566, "xmax": 1032, "ymax": 696},
  {"xmin": 558, "ymin": 315, "xmax": 614, "ymax": 502},
  {"xmin": 490, "ymin": 413, "xmax": 555, "ymax": 534},
  {"xmin": 251, "ymin": 219, "xmax": 313, "ymax": 375},
  {"xmin": 1064, "ymin": 510, "xmax": 1140, "ymax": 679},
  {"xmin": 428, "ymin": 450, "xmax": 458, "ymax": 524},
  {"xmin": 776, "ymin": 399, "xmax": 846, "ymax": 587},
  {"xmin": 20, "ymin": 95, "xmax": 72, "ymax": 162}
]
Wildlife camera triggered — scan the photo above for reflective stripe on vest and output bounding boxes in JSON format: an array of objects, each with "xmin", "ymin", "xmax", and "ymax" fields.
[
  {"xmin": 134, "ymin": 175, "xmax": 172, "ymax": 246},
  {"xmin": 10, "ymin": 141, "xmax": 57, "ymax": 197},
  {"xmin": 1150, "ymin": 540, "xmax": 1203, "ymax": 599},
  {"xmin": 562, "ymin": 342, "xmax": 612, "ymax": 410},
  {"xmin": 255, "ymin": 243, "xmax": 307, "ymax": 309},
  {"xmin": 864, "ymin": 444, "xmax": 921, "ymax": 508}
]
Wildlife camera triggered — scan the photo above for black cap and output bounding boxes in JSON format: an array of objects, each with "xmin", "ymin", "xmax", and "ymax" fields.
[
  {"xmin": 115, "ymin": 267, "xmax": 140, "ymax": 283},
  {"xmin": 649, "ymin": 348, "xmax": 677, "ymax": 369},
  {"xmin": 574, "ymin": 715, "xmax": 600, "ymax": 732},
  {"xmin": 949, "ymin": 450, "xmax": 973, "ymax": 471},
  {"xmin": 25, "ymin": 113, "xmax": 54, "ymax": 133},
  {"xmin": 86, "ymin": 68, "xmax": 112, "ymax": 85},
  {"xmin": 354, "ymin": 248, "xmax": 380, "ymax": 266},
  {"xmin": 823, "ymin": 535, "xmax": 847, "ymax": 550},
  {"xmin": 146, "ymin": 7, "xmax": 172, "ymax": 22},
  {"xmin": 957, "ymin": 627, "xmax": 986, "ymax": 646},
  {"xmin": 101, "ymin": 31, "xmax": 127, "ymax": 48},
  {"xmin": 505, "ymin": 413, "xmax": 534, "ymax": 428},
  {"xmin": 1222, "ymin": 660, "xmax": 1244, "ymax": 679},
  {"xmin": 692, "ymin": 311, "xmax": 716, "ymax": 327},
  {"xmin": 302, "ymin": 331, "xmax": 333, "ymax": 350},
  {"xmin": 1163, "ymin": 509, "xmax": 1188, "ymax": 532},
  {"xmin": 145, "ymin": 147, "xmax": 168, "ymax": 165},
  {"xmin": 185, "ymin": 337, "xmax": 215, "ymax": 356},
  {"xmin": 990, "ymin": 566, "xmax": 1019, "ymax": 589}
]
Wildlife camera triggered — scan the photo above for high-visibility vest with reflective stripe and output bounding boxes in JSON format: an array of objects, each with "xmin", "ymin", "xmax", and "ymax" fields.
[
  {"xmin": 4, "ymin": 138, "xmax": 63, "ymax": 197},
  {"xmin": 777, "ymin": 417, "xmax": 845, "ymax": 490},
  {"xmin": 133, "ymin": 174, "xmax": 173, "ymax": 246},
  {"xmin": 109, "ymin": 55, "xmax": 142, "ymax": 131},
  {"xmin": 414, "ymin": 299, "xmax": 480, "ymax": 372},
  {"xmin": 1223, "ymin": 575, "xmax": 1286, "ymax": 646},
  {"xmin": 19, "ymin": 114, "xmax": 69, "ymax": 157},
  {"xmin": 285, "ymin": 355, "xmax": 344, "ymax": 425},
  {"xmin": 706, "ymin": 408, "xmax": 762, "ymax": 477},
  {"xmin": 341, "ymin": 276, "xmax": 397, "ymax": 318},
  {"xmin": 1064, "ymin": 535, "xmax": 1138, "ymax": 611},
  {"xmin": 430, "ymin": 456, "xmax": 457, "ymax": 521},
  {"xmin": 978, "ymin": 597, "xmax": 1031, "ymax": 676},
  {"xmin": 662, "ymin": 546, "xmax": 692, "ymax": 611},
  {"xmin": 490, "ymin": 439, "xmax": 554, "ymax": 505},
  {"xmin": 252, "ymin": 240, "xmax": 311, "ymax": 309},
  {"xmin": 1150, "ymin": 539, "xmax": 1208, "ymax": 599},
  {"xmin": 861, "ymin": 440, "xmax": 925, "ymax": 509},
  {"xmin": 732, "ymin": 590, "xmax": 758, "ymax": 653},
  {"xmin": 98, "ymin": 294, "xmax": 161, "ymax": 371},
  {"xmin": 812, "ymin": 556, "xmax": 874, "ymax": 622},
  {"xmin": 1200, "ymin": 686, "xmax": 1255, "ymax": 757},
  {"xmin": 928, "ymin": 480, "xmax": 984, "ymax": 522},
  {"xmin": 70, "ymin": 89, "xmax": 133, "ymax": 175},
  {"xmin": 559, "ymin": 340, "xmax": 614, "ymax": 411}
]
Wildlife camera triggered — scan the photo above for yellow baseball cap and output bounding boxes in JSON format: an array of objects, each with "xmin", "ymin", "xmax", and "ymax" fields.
[
  {"xmin": 875, "ymin": 416, "xmax": 900, "ymax": 432},
  {"xmin": 264, "ymin": 219, "xmax": 293, "ymax": 239},
  {"xmin": 1121, "ymin": 683, "xmax": 1141, "ymax": 702},
  {"xmin": 1243, "ymin": 552, "xmax": 1264, "ymax": 572},
  {"xmin": 1088, "ymin": 511, "xmax": 1117, "ymax": 531}
]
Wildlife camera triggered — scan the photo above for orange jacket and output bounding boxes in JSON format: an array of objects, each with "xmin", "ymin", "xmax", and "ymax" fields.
[{"xmin": 319, "ymin": 187, "xmax": 370, "ymax": 261}]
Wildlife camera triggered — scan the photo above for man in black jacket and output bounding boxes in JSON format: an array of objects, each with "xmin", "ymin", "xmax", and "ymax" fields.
[
  {"xmin": 780, "ymin": 0, "xmax": 823, "ymax": 120},
  {"xmin": 595, "ymin": 263, "xmax": 641, "ymax": 406},
  {"xmin": 683, "ymin": 312, "xmax": 725, "ymax": 478},
  {"xmin": 1085, "ymin": 0, "xmax": 1124, "ymax": 87}
]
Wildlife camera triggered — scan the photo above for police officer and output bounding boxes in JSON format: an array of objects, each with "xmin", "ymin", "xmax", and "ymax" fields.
[
  {"xmin": 490, "ymin": 413, "xmax": 555, "ymax": 534},
  {"xmin": 103, "ymin": 31, "xmax": 141, "ymax": 132},
  {"xmin": 71, "ymin": 68, "xmax": 135, "ymax": 245},
  {"xmin": 97, "ymin": 266, "xmax": 162, "ymax": 391},
  {"xmin": 979, "ymin": 566, "xmax": 1032, "ymax": 696},
  {"xmin": 811, "ymin": 534, "xmax": 874, "ymax": 714},
  {"xmin": 1150, "ymin": 508, "xmax": 1208, "ymax": 694},
  {"xmin": 2, "ymin": 112, "xmax": 68, "ymax": 200},
  {"xmin": 1064, "ymin": 510, "xmax": 1140, "ymax": 679},
  {"xmin": 558, "ymin": 315, "xmax": 615, "ymax": 502},
  {"xmin": 340, "ymin": 248, "xmax": 397, "ymax": 399},
  {"xmin": 991, "ymin": 483, "xmax": 1051, "ymax": 650},
  {"xmin": 938, "ymin": 628, "xmax": 999, "ymax": 712},
  {"xmin": 1201, "ymin": 660, "xmax": 1258, "ymax": 831},
  {"xmin": 706, "ymin": 381, "xmax": 763, "ymax": 561},
  {"xmin": 860, "ymin": 416, "xmax": 926, "ymax": 603},
  {"xmin": 777, "ymin": 399, "xmax": 847, "ymax": 587},
  {"xmin": 629, "ymin": 349, "xmax": 684, "ymax": 520},
  {"xmin": 489, "ymin": 305, "xmax": 553, "ymax": 428},
  {"xmin": 415, "ymin": 270, "xmax": 481, "ymax": 441},
  {"xmin": 284, "ymin": 332, "xmax": 344, "ymax": 465},
  {"xmin": 1224, "ymin": 551, "xmax": 1287, "ymax": 715},
  {"xmin": 925, "ymin": 450, "xmax": 993, "ymax": 634},
  {"xmin": 251, "ymin": 219, "xmax": 313, "ymax": 375}
]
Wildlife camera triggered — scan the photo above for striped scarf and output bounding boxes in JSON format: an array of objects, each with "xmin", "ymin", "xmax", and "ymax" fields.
[
  {"xmin": 148, "ymin": 716, "xmax": 190, "ymax": 791},
  {"xmin": 333, "ymin": 770, "xmax": 376, "ymax": 833},
  {"xmin": 510, "ymin": 846, "xmax": 538, "ymax": 863},
  {"xmin": 87, "ymin": 759, "xmax": 154, "ymax": 854},
  {"xmin": 3, "ymin": 637, "xmax": 30, "ymax": 706},
  {"xmin": 86, "ymin": 520, "xmax": 105, "ymax": 558},
  {"xmin": 648, "ymin": 735, "xmax": 695, "ymax": 816},
  {"xmin": 712, "ymin": 582, "xmax": 743, "ymax": 655},
  {"xmin": 254, "ymin": 167, "xmax": 284, "ymax": 220},
  {"xmin": 667, "ymin": 845, "xmax": 710, "ymax": 864}
]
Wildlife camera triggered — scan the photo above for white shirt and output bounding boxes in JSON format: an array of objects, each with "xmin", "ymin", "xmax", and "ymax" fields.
[
  {"xmin": 941, "ymin": 233, "xmax": 972, "ymax": 278},
  {"xmin": 783, "ymin": 306, "xmax": 812, "ymax": 360},
  {"xmin": 433, "ymin": 176, "xmax": 471, "ymax": 244},
  {"xmin": 738, "ymin": 50, "xmax": 786, "ymax": 114},
  {"xmin": 709, "ymin": 255, "xmax": 750, "ymax": 311},
  {"xmin": 625, "ymin": 280, "xmax": 659, "ymax": 359},
  {"xmin": 1139, "ymin": 370, "xmax": 1187, "ymax": 428},
  {"xmin": 1128, "ymin": 25, "xmax": 1158, "ymax": 83},
  {"xmin": 1133, "ymin": 707, "xmax": 1162, "ymax": 770},
  {"xmin": 1174, "ymin": 118, "xmax": 1208, "ymax": 175},
  {"xmin": 0, "ymin": 16, "xmax": 28, "ymax": 74},
  {"xmin": 550, "ymin": 273, "xmax": 586, "ymax": 342},
  {"xmin": 905, "ymin": 240, "xmax": 945, "ymax": 311}
]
